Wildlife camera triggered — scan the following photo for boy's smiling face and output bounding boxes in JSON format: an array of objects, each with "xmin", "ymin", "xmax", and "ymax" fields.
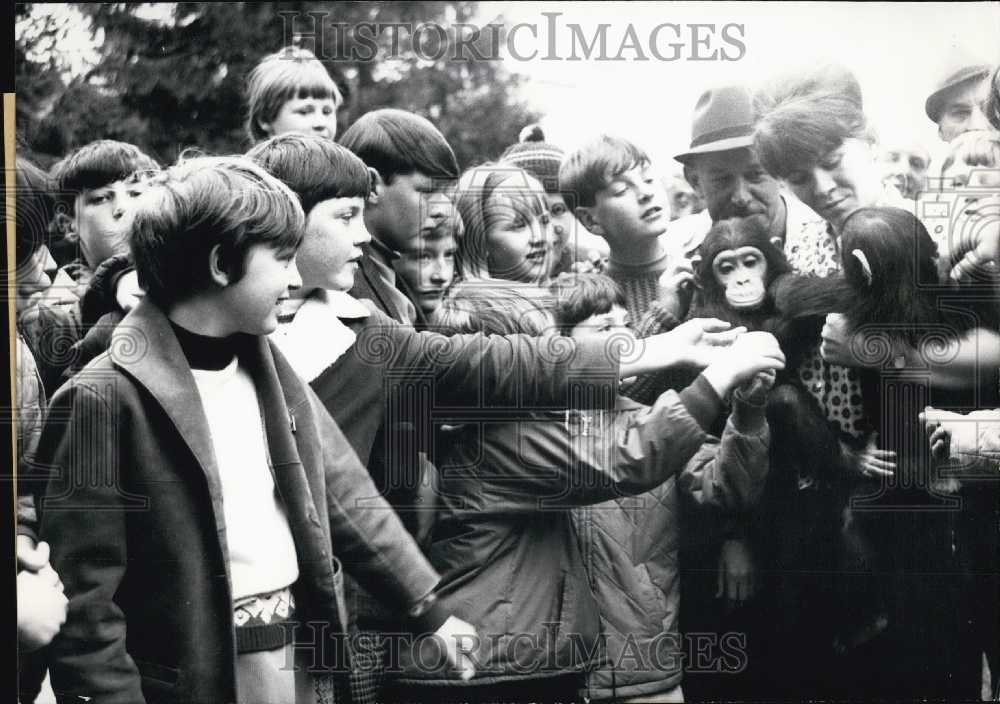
[
  {"xmin": 219, "ymin": 244, "xmax": 301, "ymax": 335},
  {"xmin": 72, "ymin": 176, "xmax": 148, "ymax": 269},
  {"xmin": 297, "ymin": 196, "xmax": 370, "ymax": 293},
  {"xmin": 584, "ymin": 162, "xmax": 668, "ymax": 244}
]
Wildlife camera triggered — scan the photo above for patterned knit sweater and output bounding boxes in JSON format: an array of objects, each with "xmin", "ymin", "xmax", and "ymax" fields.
[{"xmin": 606, "ymin": 251, "xmax": 689, "ymax": 405}]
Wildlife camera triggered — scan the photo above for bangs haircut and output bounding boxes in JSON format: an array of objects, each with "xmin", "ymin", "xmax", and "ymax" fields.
[
  {"xmin": 50, "ymin": 140, "xmax": 159, "ymax": 213},
  {"xmin": 245, "ymin": 46, "xmax": 343, "ymax": 143},
  {"xmin": 754, "ymin": 88, "xmax": 870, "ymax": 180},
  {"xmin": 434, "ymin": 280, "xmax": 552, "ymax": 337},
  {"xmin": 559, "ymin": 135, "xmax": 650, "ymax": 209},
  {"xmin": 15, "ymin": 156, "xmax": 57, "ymax": 261},
  {"xmin": 131, "ymin": 155, "xmax": 304, "ymax": 306},
  {"xmin": 339, "ymin": 108, "xmax": 459, "ymax": 183},
  {"xmin": 246, "ymin": 132, "xmax": 371, "ymax": 215},
  {"xmin": 548, "ymin": 272, "xmax": 626, "ymax": 334},
  {"xmin": 453, "ymin": 164, "xmax": 547, "ymax": 280}
]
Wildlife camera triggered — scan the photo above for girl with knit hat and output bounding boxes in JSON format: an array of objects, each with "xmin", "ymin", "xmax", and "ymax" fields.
[{"xmin": 500, "ymin": 125, "xmax": 610, "ymax": 276}]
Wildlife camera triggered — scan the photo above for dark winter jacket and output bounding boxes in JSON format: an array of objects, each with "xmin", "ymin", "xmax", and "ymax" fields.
[
  {"xmin": 34, "ymin": 300, "xmax": 446, "ymax": 704},
  {"xmin": 392, "ymin": 378, "xmax": 728, "ymax": 687}
]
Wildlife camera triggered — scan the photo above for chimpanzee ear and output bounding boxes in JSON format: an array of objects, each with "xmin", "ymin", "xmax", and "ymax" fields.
[{"xmin": 851, "ymin": 248, "xmax": 874, "ymax": 287}]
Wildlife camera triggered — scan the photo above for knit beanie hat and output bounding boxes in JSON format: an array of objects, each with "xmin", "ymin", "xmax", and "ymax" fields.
[{"xmin": 499, "ymin": 125, "xmax": 564, "ymax": 193}]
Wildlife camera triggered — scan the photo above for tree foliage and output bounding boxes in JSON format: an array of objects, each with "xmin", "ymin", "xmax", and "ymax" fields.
[{"xmin": 15, "ymin": 2, "xmax": 540, "ymax": 167}]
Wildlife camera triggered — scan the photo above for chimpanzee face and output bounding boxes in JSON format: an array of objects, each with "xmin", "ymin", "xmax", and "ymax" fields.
[{"xmin": 712, "ymin": 245, "xmax": 769, "ymax": 310}]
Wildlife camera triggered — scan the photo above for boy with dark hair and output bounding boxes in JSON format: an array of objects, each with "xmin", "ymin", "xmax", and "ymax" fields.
[
  {"xmin": 560, "ymin": 135, "xmax": 692, "ymax": 337},
  {"xmin": 35, "ymin": 155, "xmax": 477, "ymax": 704},
  {"xmin": 22, "ymin": 140, "xmax": 158, "ymax": 394},
  {"xmin": 339, "ymin": 108, "xmax": 460, "ymax": 325}
]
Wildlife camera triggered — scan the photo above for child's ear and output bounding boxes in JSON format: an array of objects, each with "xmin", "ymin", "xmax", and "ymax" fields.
[
  {"xmin": 208, "ymin": 244, "xmax": 231, "ymax": 287},
  {"xmin": 366, "ymin": 168, "xmax": 384, "ymax": 207},
  {"xmin": 257, "ymin": 117, "xmax": 275, "ymax": 138},
  {"xmin": 575, "ymin": 206, "xmax": 604, "ymax": 236}
]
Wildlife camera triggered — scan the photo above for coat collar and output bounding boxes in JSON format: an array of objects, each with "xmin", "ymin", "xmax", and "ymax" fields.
[{"xmin": 111, "ymin": 300, "xmax": 308, "ymax": 476}]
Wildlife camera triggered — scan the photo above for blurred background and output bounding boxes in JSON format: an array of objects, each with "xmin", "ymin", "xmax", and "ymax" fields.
[{"xmin": 14, "ymin": 2, "xmax": 999, "ymax": 172}]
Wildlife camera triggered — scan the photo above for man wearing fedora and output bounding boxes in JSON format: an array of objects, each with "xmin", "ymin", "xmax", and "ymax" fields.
[
  {"xmin": 667, "ymin": 84, "xmax": 829, "ymax": 267},
  {"xmin": 667, "ymin": 84, "xmax": 852, "ymax": 703},
  {"xmin": 925, "ymin": 55, "xmax": 993, "ymax": 143}
]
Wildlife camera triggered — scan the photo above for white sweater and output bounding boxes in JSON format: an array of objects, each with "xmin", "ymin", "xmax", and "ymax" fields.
[{"xmin": 191, "ymin": 360, "xmax": 299, "ymax": 601}]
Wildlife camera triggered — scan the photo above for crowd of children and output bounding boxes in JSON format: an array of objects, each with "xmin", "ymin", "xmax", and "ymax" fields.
[{"xmin": 13, "ymin": 44, "xmax": 1000, "ymax": 704}]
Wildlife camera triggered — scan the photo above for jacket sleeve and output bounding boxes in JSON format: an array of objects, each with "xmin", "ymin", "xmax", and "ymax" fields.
[
  {"xmin": 468, "ymin": 388, "xmax": 712, "ymax": 508},
  {"xmin": 359, "ymin": 310, "xmax": 621, "ymax": 411},
  {"xmin": 17, "ymin": 336, "xmax": 46, "ymax": 540},
  {"xmin": 307, "ymin": 389, "xmax": 448, "ymax": 632},
  {"xmin": 36, "ymin": 380, "xmax": 145, "ymax": 704},
  {"xmin": 79, "ymin": 254, "xmax": 133, "ymax": 328},
  {"xmin": 677, "ymin": 392, "xmax": 770, "ymax": 511}
]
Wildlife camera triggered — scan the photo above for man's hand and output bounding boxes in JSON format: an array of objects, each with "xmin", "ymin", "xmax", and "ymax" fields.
[
  {"xmin": 114, "ymin": 270, "xmax": 144, "ymax": 312},
  {"xmin": 432, "ymin": 615, "xmax": 477, "ymax": 681},
  {"xmin": 948, "ymin": 193, "xmax": 1000, "ymax": 282},
  {"xmin": 716, "ymin": 538, "xmax": 756, "ymax": 608},
  {"xmin": 18, "ymin": 567, "xmax": 68, "ymax": 652}
]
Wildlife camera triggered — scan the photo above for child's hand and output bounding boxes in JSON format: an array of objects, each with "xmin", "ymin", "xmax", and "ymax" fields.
[
  {"xmin": 735, "ymin": 369, "xmax": 776, "ymax": 406},
  {"xmin": 18, "ymin": 567, "xmax": 68, "ymax": 652},
  {"xmin": 657, "ymin": 258, "xmax": 696, "ymax": 319},
  {"xmin": 432, "ymin": 615, "xmax": 477, "ymax": 681},
  {"xmin": 114, "ymin": 270, "xmax": 144, "ymax": 312},
  {"xmin": 16, "ymin": 536, "xmax": 50, "ymax": 572},
  {"xmin": 669, "ymin": 318, "xmax": 747, "ymax": 366},
  {"xmin": 716, "ymin": 538, "xmax": 756, "ymax": 608},
  {"xmin": 702, "ymin": 331, "xmax": 785, "ymax": 398}
]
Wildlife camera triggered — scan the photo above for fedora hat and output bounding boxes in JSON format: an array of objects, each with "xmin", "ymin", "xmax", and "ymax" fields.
[
  {"xmin": 674, "ymin": 85, "xmax": 755, "ymax": 164},
  {"xmin": 925, "ymin": 56, "xmax": 992, "ymax": 123}
]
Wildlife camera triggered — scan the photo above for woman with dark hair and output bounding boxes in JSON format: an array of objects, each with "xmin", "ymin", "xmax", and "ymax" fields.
[{"xmin": 753, "ymin": 69, "xmax": 1000, "ymax": 699}]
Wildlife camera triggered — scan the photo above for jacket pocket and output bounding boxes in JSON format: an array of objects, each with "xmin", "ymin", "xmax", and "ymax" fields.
[{"xmin": 134, "ymin": 658, "xmax": 180, "ymax": 685}]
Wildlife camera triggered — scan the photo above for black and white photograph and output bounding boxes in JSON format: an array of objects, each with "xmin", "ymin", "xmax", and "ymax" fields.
[{"xmin": 8, "ymin": 2, "xmax": 1000, "ymax": 702}]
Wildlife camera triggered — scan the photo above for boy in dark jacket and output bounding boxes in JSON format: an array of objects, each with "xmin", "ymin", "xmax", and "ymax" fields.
[{"xmin": 34, "ymin": 156, "xmax": 476, "ymax": 704}]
